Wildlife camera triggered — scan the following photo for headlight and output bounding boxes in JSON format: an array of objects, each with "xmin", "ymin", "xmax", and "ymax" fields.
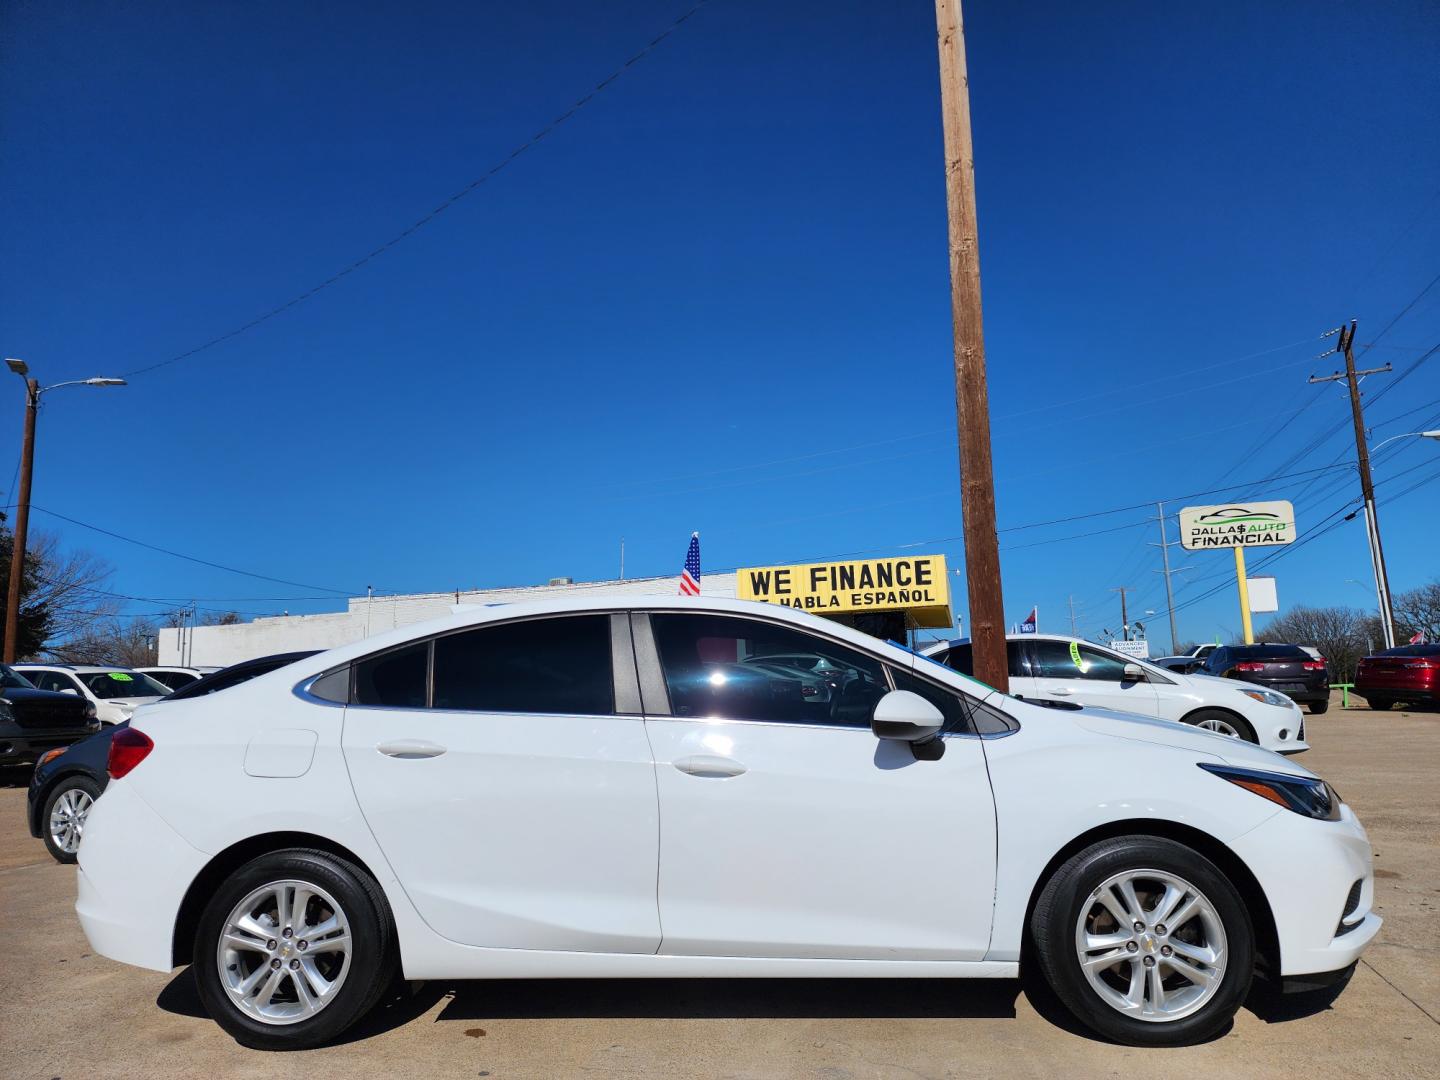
[
  {"xmin": 84, "ymin": 701, "xmax": 98, "ymax": 719},
  {"xmin": 1239, "ymin": 688, "xmax": 1293, "ymax": 708},
  {"xmin": 1198, "ymin": 763, "xmax": 1341, "ymax": 820}
]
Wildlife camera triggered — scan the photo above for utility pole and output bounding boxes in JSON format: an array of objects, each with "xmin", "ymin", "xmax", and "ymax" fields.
[
  {"xmin": 934, "ymin": 0, "xmax": 1007, "ymax": 693},
  {"xmin": 1110, "ymin": 586, "xmax": 1132, "ymax": 641},
  {"xmin": 1068, "ymin": 594, "xmax": 1078, "ymax": 636},
  {"xmin": 2, "ymin": 376, "xmax": 38, "ymax": 663},
  {"xmin": 1150, "ymin": 501, "xmax": 1183, "ymax": 654},
  {"xmin": 1309, "ymin": 321, "xmax": 1396, "ymax": 648}
]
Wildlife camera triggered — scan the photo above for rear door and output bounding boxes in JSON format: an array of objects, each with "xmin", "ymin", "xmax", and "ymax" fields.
[
  {"xmin": 341, "ymin": 614, "xmax": 662, "ymax": 953},
  {"xmin": 1028, "ymin": 639, "xmax": 1161, "ymax": 716}
]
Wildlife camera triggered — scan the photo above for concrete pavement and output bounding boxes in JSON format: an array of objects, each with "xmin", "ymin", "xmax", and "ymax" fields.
[{"xmin": 2, "ymin": 699, "xmax": 1437, "ymax": 1079}]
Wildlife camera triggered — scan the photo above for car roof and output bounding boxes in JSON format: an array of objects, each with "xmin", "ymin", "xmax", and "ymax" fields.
[{"xmin": 15, "ymin": 663, "xmax": 141, "ymax": 673}]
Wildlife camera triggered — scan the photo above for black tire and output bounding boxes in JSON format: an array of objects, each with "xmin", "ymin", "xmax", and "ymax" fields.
[
  {"xmin": 1360, "ymin": 696, "xmax": 1393, "ymax": 711},
  {"xmin": 41, "ymin": 775, "xmax": 102, "ymax": 864},
  {"xmin": 1307, "ymin": 699, "xmax": 1330, "ymax": 715},
  {"xmin": 1181, "ymin": 709, "xmax": 1257, "ymax": 743},
  {"xmin": 1031, "ymin": 835, "xmax": 1255, "ymax": 1046},
  {"xmin": 192, "ymin": 848, "xmax": 396, "ymax": 1050}
]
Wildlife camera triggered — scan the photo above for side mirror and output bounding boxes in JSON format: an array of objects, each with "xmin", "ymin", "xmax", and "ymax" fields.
[
  {"xmin": 871, "ymin": 690, "xmax": 944, "ymax": 759},
  {"xmin": 60, "ymin": 687, "xmax": 80, "ymax": 696},
  {"xmin": 1123, "ymin": 663, "xmax": 1146, "ymax": 682}
]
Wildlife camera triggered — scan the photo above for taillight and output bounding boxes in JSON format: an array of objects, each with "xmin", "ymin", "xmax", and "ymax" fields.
[
  {"xmin": 1302, "ymin": 661, "xmax": 1325, "ymax": 671},
  {"xmin": 1235, "ymin": 662, "xmax": 1265, "ymax": 672},
  {"xmin": 107, "ymin": 726, "xmax": 154, "ymax": 779}
]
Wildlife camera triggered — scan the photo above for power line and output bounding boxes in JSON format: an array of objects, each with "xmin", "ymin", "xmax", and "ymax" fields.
[
  {"xmin": 120, "ymin": 1, "xmax": 713, "ymax": 379},
  {"xmin": 27, "ymin": 506, "xmax": 361, "ymax": 596}
]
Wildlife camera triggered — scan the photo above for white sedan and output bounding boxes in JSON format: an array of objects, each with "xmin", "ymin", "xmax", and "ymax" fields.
[
  {"xmin": 76, "ymin": 596, "xmax": 1375, "ymax": 1050},
  {"xmin": 922, "ymin": 634, "xmax": 1309, "ymax": 754}
]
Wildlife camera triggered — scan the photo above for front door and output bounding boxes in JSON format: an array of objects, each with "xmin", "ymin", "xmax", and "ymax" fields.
[
  {"xmin": 1027, "ymin": 639, "xmax": 1161, "ymax": 716},
  {"xmin": 341, "ymin": 613, "xmax": 662, "ymax": 953},
  {"xmin": 639, "ymin": 612, "xmax": 998, "ymax": 961}
]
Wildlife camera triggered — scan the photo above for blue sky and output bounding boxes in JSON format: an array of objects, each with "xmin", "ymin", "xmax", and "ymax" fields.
[{"xmin": 2, "ymin": 0, "xmax": 1437, "ymax": 651}]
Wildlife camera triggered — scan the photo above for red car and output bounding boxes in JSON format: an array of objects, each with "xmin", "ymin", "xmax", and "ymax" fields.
[{"xmin": 1354, "ymin": 643, "xmax": 1440, "ymax": 710}]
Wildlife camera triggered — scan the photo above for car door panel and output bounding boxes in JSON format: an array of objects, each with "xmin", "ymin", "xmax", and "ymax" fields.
[
  {"xmin": 640, "ymin": 612, "xmax": 997, "ymax": 961},
  {"xmin": 341, "ymin": 615, "xmax": 662, "ymax": 954}
]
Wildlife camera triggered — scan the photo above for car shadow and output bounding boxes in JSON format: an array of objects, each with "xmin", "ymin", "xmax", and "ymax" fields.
[{"xmin": 160, "ymin": 962, "xmax": 1338, "ymax": 1047}]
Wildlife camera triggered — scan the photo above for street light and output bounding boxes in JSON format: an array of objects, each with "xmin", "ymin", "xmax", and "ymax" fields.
[
  {"xmin": 3, "ymin": 359, "xmax": 127, "ymax": 662},
  {"xmin": 1371, "ymin": 429, "xmax": 1440, "ymax": 455}
]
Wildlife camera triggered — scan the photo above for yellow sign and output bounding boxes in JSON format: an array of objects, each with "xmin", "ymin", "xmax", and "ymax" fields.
[{"xmin": 737, "ymin": 554, "xmax": 953, "ymax": 628}]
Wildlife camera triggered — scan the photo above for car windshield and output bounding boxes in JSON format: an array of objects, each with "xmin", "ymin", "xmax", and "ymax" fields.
[
  {"xmin": 0, "ymin": 664, "xmax": 36, "ymax": 689},
  {"xmin": 82, "ymin": 671, "xmax": 171, "ymax": 698}
]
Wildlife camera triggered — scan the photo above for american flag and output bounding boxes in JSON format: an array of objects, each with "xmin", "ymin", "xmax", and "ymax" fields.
[{"xmin": 678, "ymin": 532, "xmax": 701, "ymax": 596}]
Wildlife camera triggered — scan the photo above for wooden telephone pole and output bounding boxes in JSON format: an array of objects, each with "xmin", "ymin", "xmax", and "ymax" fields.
[
  {"xmin": 1310, "ymin": 321, "xmax": 1396, "ymax": 647},
  {"xmin": 934, "ymin": 0, "xmax": 1007, "ymax": 693},
  {"xmin": 1110, "ymin": 586, "xmax": 1132, "ymax": 641}
]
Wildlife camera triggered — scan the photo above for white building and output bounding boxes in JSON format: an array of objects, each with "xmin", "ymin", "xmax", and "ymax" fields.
[{"xmin": 157, "ymin": 572, "xmax": 738, "ymax": 667}]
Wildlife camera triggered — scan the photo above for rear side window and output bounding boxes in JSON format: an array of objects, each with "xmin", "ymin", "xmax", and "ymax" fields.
[
  {"xmin": 937, "ymin": 642, "xmax": 1029, "ymax": 678},
  {"xmin": 353, "ymin": 642, "xmax": 429, "ymax": 708},
  {"xmin": 433, "ymin": 615, "xmax": 614, "ymax": 715}
]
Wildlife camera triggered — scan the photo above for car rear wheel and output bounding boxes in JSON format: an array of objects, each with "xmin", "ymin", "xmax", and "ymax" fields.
[
  {"xmin": 42, "ymin": 776, "xmax": 101, "ymax": 863},
  {"xmin": 1308, "ymin": 700, "xmax": 1330, "ymax": 715},
  {"xmin": 1031, "ymin": 836, "xmax": 1254, "ymax": 1046},
  {"xmin": 1361, "ymin": 696, "xmax": 1394, "ymax": 711},
  {"xmin": 1180, "ymin": 709, "xmax": 1256, "ymax": 743},
  {"xmin": 193, "ymin": 849, "xmax": 395, "ymax": 1050}
]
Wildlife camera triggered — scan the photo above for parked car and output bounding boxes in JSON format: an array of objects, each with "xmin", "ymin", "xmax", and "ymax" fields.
[
  {"xmin": 1150, "ymin": 656, "xmax": 1196, "ymax": 673},
  {"xmin": 923, "ymin": 634, "xmax": 1309, "ymax": 753},
  {"xmin": 75, "ymin": 597, "xmax": 1374, "ymax": 1050},
  {"xmin": 1196, "ymin": 644, "xmax": 1331, "ymax": 715},
  {"xmin": 137, "ymin": 666, "xmax": 222, "ymax": 692},
  {"xmin": 0, "ymin": 662, "xmax": 100, "ymax": 769},
  {"xmin": 14, "ymin": 664, "xmax": 172, "ymax": 725},
  {"xmin": 1354, "ymin": 643, "xmax": 1440, "ymax": 710},
  {"xmin": 27, "ymin": 652, "xmax": 319, "ymax": 863}
]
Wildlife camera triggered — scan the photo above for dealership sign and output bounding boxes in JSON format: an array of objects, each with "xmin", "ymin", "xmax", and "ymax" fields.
[
  {"xmin": 1178, "ymin": 501, "xmax": 1297, "ymax": 550},
  {"xmin": 737, "ymin": 554, "xmax": 952, "ymax": 628}
]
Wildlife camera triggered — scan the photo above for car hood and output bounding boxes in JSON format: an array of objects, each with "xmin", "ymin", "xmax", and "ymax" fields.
[
  {"xmin": 1179, "ymin": 671, "xmax": 1286, "ymax": 696},
  {"xmin": 96, "ymin": 696, "xmax": 163, "ymax": 709},
  {"xmin": 0, "ymin": 686, "xmax": 88, "ymax": 706},
  {"xmin": 1065, "ymin": 704, "xmax": 1316, "ymax": 777}
]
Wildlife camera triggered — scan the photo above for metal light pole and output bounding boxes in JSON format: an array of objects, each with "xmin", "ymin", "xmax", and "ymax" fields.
[{"xmin": 4, "ymin": 359, "xmax": 126, "ymax": 662}]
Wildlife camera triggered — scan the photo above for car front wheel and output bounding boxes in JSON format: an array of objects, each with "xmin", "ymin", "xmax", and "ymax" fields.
[
  {"xmin": 42, "ymin": 776, "xmax": 101, "ymax": 863},
  {"xmin": 193, "ymin": 849, "xmax": 395, "ymax": 1050},
  {"xmin": 1031, "ymin": 835, "xmax": 1254, "ymax": 1046},
  {"xmin": 1181, "ymin": 709, "xmax": 1256, "ymax": 743}
]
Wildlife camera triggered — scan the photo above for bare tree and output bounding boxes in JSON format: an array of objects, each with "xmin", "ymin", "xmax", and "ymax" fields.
[
  {"xmin": 1258, "ymin": 605, "xmax": 1372, "ymax": 682},
  {"xmin": 1393, "ymin": 581, "xmax": 1440, "ymax": 644},
  {"xmin": 47, "ymin": 616, "xmax": 160, "ymax": 667}
]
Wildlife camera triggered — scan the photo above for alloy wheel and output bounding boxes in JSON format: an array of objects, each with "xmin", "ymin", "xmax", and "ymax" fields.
[
  {"xmin": 1189, "ymin": 716, "xmax": 1241, "ymax": 739},
  {"xmin": 216, "ymin": 879, "xmax": 353, "ymax": 1025},
  {"xmin": 48, "ymin": 787, "xmax": 94, "ymax": 855},
  {"xmin": 1074, "ymin": 868, "xmax": 1228, "ymax": 1022}
]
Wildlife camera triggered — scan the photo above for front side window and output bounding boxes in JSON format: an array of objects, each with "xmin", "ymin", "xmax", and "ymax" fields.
[
  {"xmin": 433, "ymin": 615, "xmax": 614, "ymax": 715},
  {"xmin": 1030, "ymin": 641, "xmax": 1129, "ymax": 681},
  {"xmin": 353, "ymin": 641, "xmax": 429, "ymax": 708},
  {"xmin": 652, "ymin": 613, "xmax": 887, "ymax": 727}
]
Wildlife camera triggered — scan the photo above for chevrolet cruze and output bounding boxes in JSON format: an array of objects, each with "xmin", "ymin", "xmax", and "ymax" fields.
[{"xmin": 75, "ymin": 596, "xmax": 1378, "ymax": 1049}]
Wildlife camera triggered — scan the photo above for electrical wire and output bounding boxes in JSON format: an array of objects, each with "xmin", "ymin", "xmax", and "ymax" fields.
[{"xmin": 121, "ymin": 1, "xmax": 713, "ymax": 379}]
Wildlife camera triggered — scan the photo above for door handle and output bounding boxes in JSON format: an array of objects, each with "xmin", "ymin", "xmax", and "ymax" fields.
[
  {"xmin": 1049, "ymin": 687, "xmax": 1074, "ymax": 696},
  {"xmin": 377, "ymin": 739, "xmax": 447, "ymax": 759},
  {"xmin": 673, "ymin": 754, "xmax": 747, "ymax": 778}
]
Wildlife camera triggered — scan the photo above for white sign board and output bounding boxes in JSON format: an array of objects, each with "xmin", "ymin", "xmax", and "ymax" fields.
[
  {"xmin": 1178, "ymin": 501, "xmax": 1297, "ymax": 550},
  {"xmin": 1110, "ymin": 639, "xmax": 1150, "ymax": 659},
  {"xmin": 1248, "ymin": 575, "xmax": 1279, "ymax": 613}
]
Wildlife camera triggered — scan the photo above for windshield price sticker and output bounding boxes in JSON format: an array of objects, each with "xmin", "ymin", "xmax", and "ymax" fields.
[
  {"xmin": 1178, "ymin": 501, "xmax": 1297, "ymax": 550},
  {"xmin": 108, "ymin": 672, "xmax": 134, "ymax": 681},
  {"xmin": 1068, "ymin": 641, "xmax": 1082, "ymax": 667}
]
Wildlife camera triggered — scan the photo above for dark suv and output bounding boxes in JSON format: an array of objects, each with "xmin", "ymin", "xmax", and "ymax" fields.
[
  {"xmin": 1198, "ymin": 643, "xmax": 1330, "ymax": 714},
  {"xmin": 0, "ymin": 662, "xmax": 101, "ymax": 768}
]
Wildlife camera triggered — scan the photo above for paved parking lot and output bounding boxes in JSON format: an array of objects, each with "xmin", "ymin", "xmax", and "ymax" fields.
[{"xmin": 2, "ymin": 700, "xmax": 1437, "ymax": 1079}]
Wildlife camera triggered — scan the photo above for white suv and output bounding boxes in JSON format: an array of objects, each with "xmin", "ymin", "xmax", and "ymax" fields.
[
  {"xmin": 922, "ymin": 634, "xmax": 1308, "ymax": 753},
  {"xmin": 16, "ymin": 665, "xmax": 171, "ymax": 725}
]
